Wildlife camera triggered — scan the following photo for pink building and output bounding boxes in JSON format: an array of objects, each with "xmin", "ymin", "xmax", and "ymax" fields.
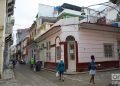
[
  {"xmin": 34, "ymin": 17, "xmax": 120, "ymax": 72},
  {"xmin": 34, "ymin": 3, "xmax": 120, "ymax": 72}
]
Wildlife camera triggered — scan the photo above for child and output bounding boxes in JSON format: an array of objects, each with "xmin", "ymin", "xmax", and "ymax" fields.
[{"xmin": 89, "ymin": 55, "xmax": 96, "ymax": 84}]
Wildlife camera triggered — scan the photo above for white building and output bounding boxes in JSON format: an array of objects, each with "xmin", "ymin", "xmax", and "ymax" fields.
[
  {"xmin": 36, "ymin": 4, "xmax": 58, "ymax": 34},
  {"xmin": 28, "ymin": 4, "xmax": 58, "ymax": 63},
  {"xmin": 33, "ymin": 3, "xmax": 120, "ymax": 72},
  {"xmin": 38, "ymin": 4, "xmax": 58, "ymax": 18},
  {"xmin": 0, "ymin": 0, "xmax": 15, "ymax": 78}
]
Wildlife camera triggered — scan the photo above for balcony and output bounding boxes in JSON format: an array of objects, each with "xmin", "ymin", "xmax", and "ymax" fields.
[
  {"xmin": 27, "ymin": 37, "xmax": 34, "ymax": 45},
  {"xmin": 5, "ymin": 17, "xmax": 15, "ymax": 35},
  {"xmin": 80, "ymin": 15, "xmax": 116, "ymax": 26},
  {"xmin": 7, "ymin": 0, "xmax": 15, "ymax": 17},
  {"xmin": 5, "ymin": 34, "xmax": 13, "ymax": 44},
  {"xmin": 34, "ymin": 23, "xmax": 53, "ymax": 41}
]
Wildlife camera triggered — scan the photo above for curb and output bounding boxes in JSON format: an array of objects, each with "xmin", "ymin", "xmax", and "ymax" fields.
[
  {"xmin": 43, "ymin": 67, "xmax": 120, "ymax": 75},
  {"xmin": 43, "ymin": 68, "xmax": 56, "ymax": 72}
]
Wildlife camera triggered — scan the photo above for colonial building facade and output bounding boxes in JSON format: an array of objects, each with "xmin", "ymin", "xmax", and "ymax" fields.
[
  {"xmin": 15, "ymin": 3, "xmax": 120, "ymax": 72},
  {"xmin": 33, "ymin": 3, "xmax": 120, "ymax": 72},
  {"xmin": 16, "ymin": 29, "xmax": 29, "ymax": 63},
  {"xmin": 27, "ymin": 21, "xmax": 38, "ymax": 63},
  {"xmin": 34, "ymin": 16, "xmax": 120, "ymax": 72}
]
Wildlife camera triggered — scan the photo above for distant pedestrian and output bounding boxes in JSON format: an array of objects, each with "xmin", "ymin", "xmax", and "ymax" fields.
[
  {"xmin": 88, "ymin": 55, "xmax": 96, "ymax": 84},
  {"xmin": 29, "ymin": 57, "xmax": 36, "ymax": 69},
  {"xmin": 56, "ymin": 59, "xmax": 65, "ymax": 81},
  {"xmin": 36, "ymin": 61, "xmax": 42, "ymax": 71},
  {"xmin": 12, "ymin": 59, "xmax": 16, "ymax": 69}
]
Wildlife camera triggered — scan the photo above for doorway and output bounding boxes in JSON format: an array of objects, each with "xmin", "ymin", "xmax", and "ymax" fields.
[
  {"xmin": 66, "ymin": 36, "xmax": 76, "ymax": 72},
  {"xmin": 117, "ymin": 41, "xmax": 120, "ymax": 66}
]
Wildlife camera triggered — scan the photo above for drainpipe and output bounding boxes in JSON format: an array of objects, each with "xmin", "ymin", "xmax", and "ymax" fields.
[{"xmin": 119, "ymin": 4, "xmax": 120, "ymax": 67}]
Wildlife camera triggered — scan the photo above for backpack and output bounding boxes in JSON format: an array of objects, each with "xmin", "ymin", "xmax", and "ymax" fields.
[
  {"xmin": 88, "ymin": 62, "xmax": 96, "ymax": 70},
  {"xmin": 88, "ymin": 63, "xmax": 91, "ymax": 70}
]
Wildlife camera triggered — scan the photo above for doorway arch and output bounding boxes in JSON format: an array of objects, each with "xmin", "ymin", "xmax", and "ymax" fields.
[
  {"xmin": 66, "ymin": 35, "xmax": 76, "ymax": 72},
  {"xmin": 66, "ymin": 35, "xmax": 75, "ymax": 41}
]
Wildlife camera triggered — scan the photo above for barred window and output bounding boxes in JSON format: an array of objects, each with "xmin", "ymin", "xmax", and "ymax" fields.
[
  {"xmin": 41, "ymin": 43, "xmax": 44, "ymax": 48},
  {"xmin": 46, "ymin": 41, "xmax": 51, "ymax": 61},
  {"xmin": 56, "ymin": 46, "xmax": 61, "ymax": 60},
  {"xmin": 104, "ymin": 44, "xmax": 114, "ymax": 57},
  {"xmin": 48, "ymin": 41, "xmax": 51, "ymax": 60}
]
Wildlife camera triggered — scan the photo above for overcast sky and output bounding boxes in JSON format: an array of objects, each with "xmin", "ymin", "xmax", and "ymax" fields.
[{"xmin": 13, "ymin": 0, "xmax": 108, "ymax": 45}]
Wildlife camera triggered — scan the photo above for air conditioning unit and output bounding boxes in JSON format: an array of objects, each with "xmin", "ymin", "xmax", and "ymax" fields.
[{"xmin": 81, "ymin": 12, "xmax": 86, "ymax": 15}]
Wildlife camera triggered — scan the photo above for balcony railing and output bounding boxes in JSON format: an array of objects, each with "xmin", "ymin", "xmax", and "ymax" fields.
[
  {"xmin": 80, "ymin": 15, "xmax": 116, "ymax": 26},
  {"xmin": 5, "ymin": 17, "xmax": 15, "ymax": 34}
]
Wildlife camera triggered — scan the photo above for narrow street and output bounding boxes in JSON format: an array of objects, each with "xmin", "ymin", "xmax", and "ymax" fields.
[
  {"xmin": 14, "ymin": 64, "xmax": 58, "ymax": 86},
  {"xmin": 14, "ymin": 64, "xmax": 120, "ymax": 86},
  {"xmin": 1, "ymin": 0, "xmax": 120, "ymax": 86}
]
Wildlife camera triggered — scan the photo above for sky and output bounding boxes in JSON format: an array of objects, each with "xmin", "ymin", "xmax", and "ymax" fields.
[{"xmin": 13, "ymin": 0, "xmax": 109, "ymax": 45}]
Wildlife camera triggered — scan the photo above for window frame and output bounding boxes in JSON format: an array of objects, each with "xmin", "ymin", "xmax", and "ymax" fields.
[
  {"xmin": 56, "ymin": 46, "xmax": 61, "ymax": 60},
  {"xmin": 104, "ymin": 43, "xmax": 114, "ymax": 58},
  {"xmin": 46, "ymin": 41, "xmax": 51, "ymax": 61}
]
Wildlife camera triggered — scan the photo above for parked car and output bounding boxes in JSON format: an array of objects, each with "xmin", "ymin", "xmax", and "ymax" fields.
[{"xmin": 19, "ymin": 60, "xmax": 26, "ymax": 64}]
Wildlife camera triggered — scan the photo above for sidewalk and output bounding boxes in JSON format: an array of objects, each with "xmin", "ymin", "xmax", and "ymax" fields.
[
  {"xmin": 65, "ymin": 67, "xmax": 120, "ymax": 75},
  {"xmin": 2, "ymin": 69, "xmax": 14, "ymax": 80},
  {"xmin": 44, "ymin": 67, "xmax": 120, "ymax": 75},
  {"xmin": 0, "ymin": 69, "xmax": 18, "ymax": 86}
]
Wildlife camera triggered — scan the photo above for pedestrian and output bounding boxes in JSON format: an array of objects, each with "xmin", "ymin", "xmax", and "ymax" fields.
[
  {"xmin": 29, "ymin": 58, "xmax": 34, "ymax": 68},
  {"xmin": 56, "ymin": 59, "xmax": 65, "ymax": 81},
  {"xmin": 12, "ymin": 59, "xmax": 16, "ymax": 69},
  {"xmin": 88, "ymin": 55, "xmax": 96, "ymax": 84},
  {"xmin": 36, "ymin": 61, "xmax": 42, "ymax": 72}
]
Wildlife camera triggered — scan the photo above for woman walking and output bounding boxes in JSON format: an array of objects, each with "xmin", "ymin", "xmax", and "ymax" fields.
[
  {"xmin": 89, "ymin": 55, "xmax": 96, "ymax": 84},
  {"xmin": 57, "ymin": 59, "xmax": 65, "ymax": 81}
]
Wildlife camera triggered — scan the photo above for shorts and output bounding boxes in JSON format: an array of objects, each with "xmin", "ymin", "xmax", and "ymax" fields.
[
  {"xmin": 59, "ymin": 71, "xmax": 64, "ymax": 75},
  {"xmin": 89, "ymin": 70, "xmax": 96, "ymax": 75}
]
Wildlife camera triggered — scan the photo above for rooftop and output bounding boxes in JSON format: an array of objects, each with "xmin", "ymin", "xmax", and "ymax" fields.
[{"xmin": 80, "ymin": 22, "xmax": 120, "ymax": 33}]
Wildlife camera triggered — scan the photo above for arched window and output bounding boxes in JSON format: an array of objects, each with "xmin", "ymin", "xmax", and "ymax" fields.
[{"xmin": 66, "ymin": 35, "xmax": 75, "ymax": 41}]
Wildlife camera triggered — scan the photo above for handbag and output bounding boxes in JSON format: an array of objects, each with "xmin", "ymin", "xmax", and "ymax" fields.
[{"xmin": 56, "ymin": 72, "xmax": 59, "ymax": 77}]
